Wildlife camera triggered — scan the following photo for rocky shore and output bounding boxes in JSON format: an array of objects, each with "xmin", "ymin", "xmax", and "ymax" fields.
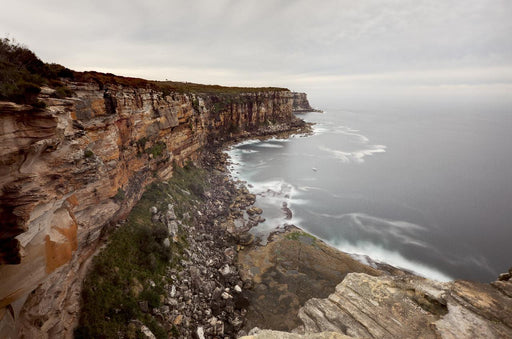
[
  {"xmin": 203, "ymin": 127, "xmax": 512, "ymax": 339},
  {"xmin": 148, "ymin": 121, "xmax": 317, "ymax": 338},
  {"xmin": 71, "ymin": 119, "xmax": 315, "ymax": 338},
  {"xmin": 2, "ymin": 68, "xmax": 509, "ymax": 338},
  {"xmin": 91, "ymin": 119, "xmax": 511, "ymax": 339}
]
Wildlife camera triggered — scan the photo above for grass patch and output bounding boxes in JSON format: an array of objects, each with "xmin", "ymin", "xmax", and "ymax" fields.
[
  {"xmin": 72, "ymin": 71, "xmax": 288, "ymax": 95},
  {"xmin": 285, "ymin": 231, "xmax": 317, "ymax": 243},
  {"xmin": 145, "ymin": 141, "xmax": 167, "ymax": 158},
  {"xmin": 75, "ymin": 162, "xmax": 209, "ymax": 338}
]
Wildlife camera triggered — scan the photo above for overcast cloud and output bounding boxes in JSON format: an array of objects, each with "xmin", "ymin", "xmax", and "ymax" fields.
[{"xmin": 2, "ymin": 0, "xmax": 511, "ymax": 107}]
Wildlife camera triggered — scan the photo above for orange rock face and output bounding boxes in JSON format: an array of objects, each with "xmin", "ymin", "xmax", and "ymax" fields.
[{"xmin": 0, "ymin": 82, "xmax": 294, "ymax": 338}]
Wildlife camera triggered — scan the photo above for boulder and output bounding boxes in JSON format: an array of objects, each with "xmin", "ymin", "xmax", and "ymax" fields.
[
  {"xmin": 140, "ymin": 325, "xmax": 156, "ymax": 339},
  {"xmin": 247, "ymin": 207, "xmax": 263, "ymax": 216}
]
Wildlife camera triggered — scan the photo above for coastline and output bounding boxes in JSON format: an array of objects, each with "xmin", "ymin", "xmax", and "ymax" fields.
[
  {"xmin": 218, "ymin": 117, "xmax": 512, "ymax": 338},
  {"xmin": 75, "ymin": 114, "xmax": 323, "ymax": 338},
  {"xmin": 61, "ymin": 111, "xmax": 512, "ymax": 339}
]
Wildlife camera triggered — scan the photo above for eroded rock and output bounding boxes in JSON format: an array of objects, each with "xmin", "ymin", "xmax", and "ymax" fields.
[{"xmin": 297, "ymin": 273, "xmax": 512, "ymax": 339}]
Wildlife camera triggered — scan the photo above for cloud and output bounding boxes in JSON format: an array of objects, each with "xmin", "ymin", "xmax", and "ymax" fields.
[{"xmin": 1, "ymin": 0, "xmax": 511, "ymax": 97}]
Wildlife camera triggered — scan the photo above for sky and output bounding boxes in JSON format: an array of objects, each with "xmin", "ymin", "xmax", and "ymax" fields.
[{"xmin": 2, "ymin": 0, "xmax": 511, "ymax": 108}]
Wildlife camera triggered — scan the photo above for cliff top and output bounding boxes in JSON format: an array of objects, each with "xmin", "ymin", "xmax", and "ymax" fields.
[
  {"xmin": 0, "ymin": 38, "xmax": 289, "ymax": 109},
  {"xmin": 73, "ymin": 72, "xmax": 289, "ymax": 94}
]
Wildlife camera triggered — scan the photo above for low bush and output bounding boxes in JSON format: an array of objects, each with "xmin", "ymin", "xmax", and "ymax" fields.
[
  {"xmin": 0, "ymin": 38, "xmax": 74, "ymax": 106},
  {"xmin": 76, "ymin": 163, "xmax": 208, "ymax": 338}
]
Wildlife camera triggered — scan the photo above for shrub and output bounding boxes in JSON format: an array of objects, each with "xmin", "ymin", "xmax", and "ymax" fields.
[
  {"xmin": 0, "ymin": 38, "xmax": 74, "ymax": 106},
  {"xmin": 51, "ymin": 85, "xmax": 73, "ymax": 99},
  {"xmin": 84, "ymin": 149, "xmax": 94, "ymax": 158},
  {"xmin": 146, "ymin": 142, "xmax": 166, "ymax": 158},
  {"xmin": 114, "ymin": 188, "xmax": 125, "ymax": 202}
]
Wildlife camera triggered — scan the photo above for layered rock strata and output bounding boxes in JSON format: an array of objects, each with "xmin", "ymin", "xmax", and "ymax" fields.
[
  {"xmin": 237, "ymin": 227, "xmax": 383, "ymax": 332},
  {"xmin": 0, "ymin": 81, "xmax": 302, "ymax": 338},
  {"xmin": 292, "ymin": 93, "xmax": 322, "ymax": 113},
  {"xmin": 294, "ymin": 272, "xmax": 512, "ymax": 338}
]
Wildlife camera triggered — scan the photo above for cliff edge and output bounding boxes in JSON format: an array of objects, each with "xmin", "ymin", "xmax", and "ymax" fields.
[
  {"xmin": 292, "ymin": 93, "xmax": 322, "ymax": 113},
  {"xmin": 0, "ymin": 76, "xmax": 311, "ymax": 338}
]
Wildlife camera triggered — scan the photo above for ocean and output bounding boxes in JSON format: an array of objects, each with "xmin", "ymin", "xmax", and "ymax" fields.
[{"xmin": 227, "ymin": 103, "xmax": 512, "ymax": 282}]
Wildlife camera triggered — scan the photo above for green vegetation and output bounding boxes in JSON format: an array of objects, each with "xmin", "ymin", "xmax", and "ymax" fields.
[
  {"xmin": 83, "ymin": 149, "xmax": 94, "ymax": 158},
  {"xmin": 0, "ymin": 38, "xmax": 73, "ymax": 106},
  {"xmin": 75, "ymin": 163, "xmax": 209, "ymax": 338},
  {"xmin": 114, "ymin": 188, "xmax": 125, "ymax": 202},
  {"xmin": 155, "ymin": 81, "xmax": 289, "ymax": 95},
  {"xmin": 0, "ymin": 37, "xmax": 287, "ymax": 111},
  {"xmin": 285, "ymin": 231, "xmax": 317, "ymax": 243},
  {"xmin": 51, "ymin": 85, "xmax": 73, "ymax": 99},
  {"xmin": 72, "ymin": 71, "xmax": 288, "ymax": 95},
  {"xmin": 145, "ymin": 141, "xmax": 167, "ymax": 158},
  {"xmin": 191, "ymin": 96, "xmax": 200, "ymax": 112},
  {"xmin": 135, "ymin": 139, "xmax": 167, "ymax": 158}
]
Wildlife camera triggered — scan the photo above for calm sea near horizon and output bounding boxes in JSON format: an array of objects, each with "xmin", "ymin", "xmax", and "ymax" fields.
[{"xmin": 227, "ymin": 101, "xmax": 512, "ymax": 283}]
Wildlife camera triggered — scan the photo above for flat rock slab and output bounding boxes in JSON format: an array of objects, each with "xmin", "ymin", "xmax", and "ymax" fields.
[
  {"xmin": 240, "ymin": 329, "xmax": 354, "ymax": 339},
  {"xmin": 237, "ymin": 226, "xmax": 382, "ymax": 331},
  {"xmin": 298, "ymin": 273, "xmax": 512, "ymax": 339}
]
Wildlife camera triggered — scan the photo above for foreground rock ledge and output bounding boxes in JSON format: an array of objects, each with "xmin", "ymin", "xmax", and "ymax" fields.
[
  {"xmin": 237, "ymin": 227, "xmax": 383, "ymax": 332},
  {"xmin": 242, "ymin": 271, "xmax": 512, "ymax": 339}
]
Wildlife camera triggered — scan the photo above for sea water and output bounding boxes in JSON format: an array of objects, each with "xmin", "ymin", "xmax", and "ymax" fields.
[{"xmin": 226, "ymin": 102, "xmax": 512, "ymax": 282}]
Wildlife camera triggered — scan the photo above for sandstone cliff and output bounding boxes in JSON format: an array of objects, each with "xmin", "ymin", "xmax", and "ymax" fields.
[
  {"xmin": 292, "ymin": 93, "xmax": 322, "ymax": 113},
  {"xmin": 0, "ymin": 80, "xmax": 304, "ymax": 338}
]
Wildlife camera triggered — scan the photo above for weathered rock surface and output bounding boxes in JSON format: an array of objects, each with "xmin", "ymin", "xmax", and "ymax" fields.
[
  {"xmin": 0, "ymin": 80, "xmax": 308, "ymax": 338},
  {"xmin": 241, "ymin": 328, "xmax": 353, "ymax": 339},
  {"xmin": 296, "ymin": 272, "xmax": 512, "ymax": 339},
  {"xmin": 292, "ymin": 92, "xmax": 322, "ymax": 113},
  {"xmin": 237, "ymin": 227, "xmax": 382, "ymax": 332}
]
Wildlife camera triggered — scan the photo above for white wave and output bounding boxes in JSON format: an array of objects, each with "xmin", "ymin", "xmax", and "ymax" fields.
[
  {"xmin": 336, "ymin": 130, "xmax": 369, "ymax": 143},
  {"xmin": 319, "ymin": 144, "xmax": 386, "ymax": 163},
  {"xmin": 254, "ymin": 143, "xmax": 285, "ymax": 149},
  {"xmin": 313, "ymin": 125, "xmax": 329, "ymax": 134},
  {"xmin": 235, "ymin": 139, "xmax": 260, "ymax": 147},
  {"xmin": 298, "ymin": 186, "xmax": 322, "ymax": 192},
  {"xmin": 286, "ymin": 198, "xmax": 310, "ymax": 205},
  {"xmin": 346, "ymin": 127, "xmax": 360, "ymax": 133},
  {"xmin": 241, "ymin": 149, "xmax": 259, "ymax": 154},
  {"xmin": 266, "ymin": 136, "xmax": 291, "ymax": 142},
  {"xmin": 250, "ymin": 179, "xmax": 297, "ymax": 197},
  {"xmin": 333, "ymin": 240, "xmax": 453, "ymax": 282}
]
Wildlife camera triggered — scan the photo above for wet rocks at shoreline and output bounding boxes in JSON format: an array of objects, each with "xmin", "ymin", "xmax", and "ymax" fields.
[{"xmin": 141, "ymin": 145, "xmax": 283, "ymax": 338}]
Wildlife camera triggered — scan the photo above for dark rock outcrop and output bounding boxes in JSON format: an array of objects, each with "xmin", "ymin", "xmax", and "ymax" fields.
[{"xmin": 292, "ymin": 92, "xmax": 322, "ymax": 113}]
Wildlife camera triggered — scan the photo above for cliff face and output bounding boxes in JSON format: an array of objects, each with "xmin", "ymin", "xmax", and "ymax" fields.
[
  {"xmin": 0, "ymin": 82, "xmax": 296, "ymax": 338},
  {"xmin": 292, "ymin": 92, "xmax": 321, "ymax": 113}
]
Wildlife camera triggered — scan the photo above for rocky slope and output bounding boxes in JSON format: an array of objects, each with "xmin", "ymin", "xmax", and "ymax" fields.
[{"xmin": 0, "ymin": 79, "xmax": 308, "ymax": 338}]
